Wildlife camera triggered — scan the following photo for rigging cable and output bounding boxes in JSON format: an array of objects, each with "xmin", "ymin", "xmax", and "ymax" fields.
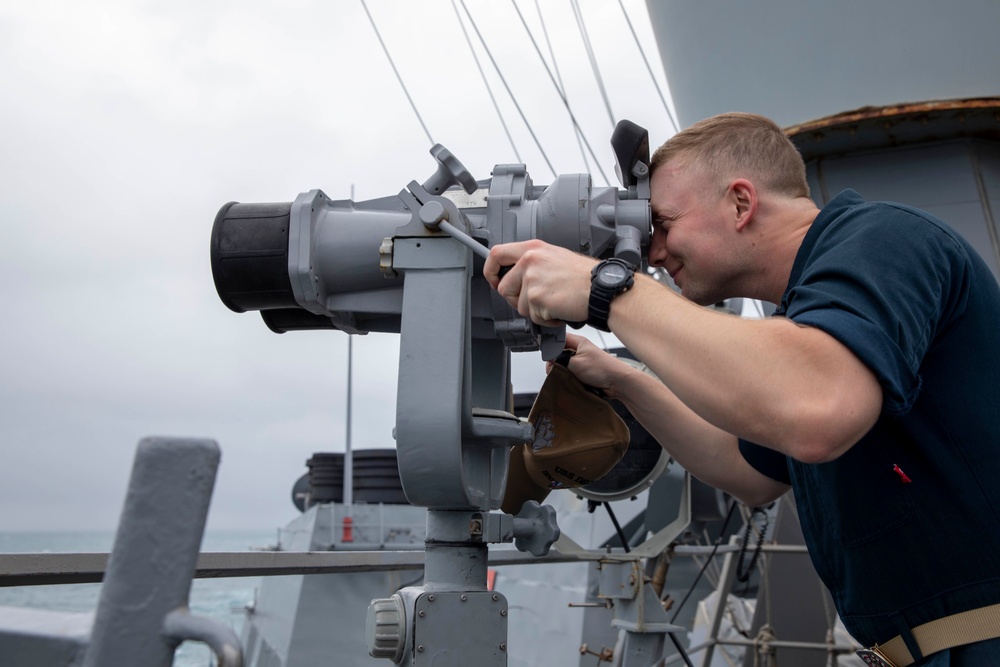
[
  {"xmin": 458, "ymin": 0, "xmax": 557, "ymax": 179},
  {"xmin": 602, "ymin": 502, "xmax": 630, "ymax": 553},
  {"xmin": 533, "ymin": 0, "xmax": 592, "ymax": 176},
  {"xmin": 616, "ymin": 0, "xmax": 679, "ymax": 134},
  {"xmin": 359, "ymin": 0, "xmax": 434, "ymax": 146},
  {"xmin": 667, "ymin": 633, "xmax": 697, "ymax": 667},
  {"xmin": 451, "ymin": 0, "xmax": 522, "ymax": 163},
  {"xmin": 570, "ymin": 0, "xmax": 616, "ymax": 128},
  {"xmin": 735, "ymin": 506, "xmax": 768, "ymax": 584},
  {"xmin": 511, "ymin": 0, "xmax": 611, "ymax": 186},
  {"xmin": 669, "ymin": 500, "xmax": 738, "ymax": 624}
]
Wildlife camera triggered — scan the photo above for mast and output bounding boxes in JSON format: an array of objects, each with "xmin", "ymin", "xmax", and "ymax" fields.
[{"xmin": 344, "ymin": 186, "xmax": 355, "ymax": 515}]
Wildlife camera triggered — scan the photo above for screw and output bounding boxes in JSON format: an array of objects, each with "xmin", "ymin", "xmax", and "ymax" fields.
[
  {"xmin": 460, "ymin": 595, "xmax": 467, "ymax": 602},
  {"xmin": 428, "ymin": 595, "xmax": 435, "ymax": 602},
  {"xmin": 418, "ymin": 610, "xmax": 425, "ymax": 617},
  {"xmin": 417, "ymin": 645, "xmax": 424, "ymax": 653},
  {"xmin": 500, "ymin": 643, "xmax": 507, "ymax": 651},
  {"xmin": 500, "ymin": 609, "xmax": 507, "ymax": 617},
  {"xmin": 492, "ymin": 594, "xmax": 499, "ymax": 602}
]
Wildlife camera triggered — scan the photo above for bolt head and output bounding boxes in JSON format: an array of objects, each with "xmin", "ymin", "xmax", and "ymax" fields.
[{"xmin": 419, "ymin": 200, "xmax": 448, "ymax": 226}]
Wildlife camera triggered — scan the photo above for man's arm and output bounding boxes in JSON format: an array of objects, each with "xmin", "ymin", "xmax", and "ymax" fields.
[
  {"xmin": 610, "ymin": 276, "xmax": 882, "ymax": 463},
  {"xmin": 566, "ymin": 335, "xmax": 789, "ymax": 507},
  {"xmin": 485, "ymin": 241, "xmax": 884, "ymax": 464}
]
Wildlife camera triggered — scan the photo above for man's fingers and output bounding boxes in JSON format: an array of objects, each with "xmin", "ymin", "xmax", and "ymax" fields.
[
  {"xmin": 564, "ymin": 333, "xmax": 585, "ymax": 351},
  {"xmin": 485, "ymin": 242, "xmax": 530, "ymax": 286}
]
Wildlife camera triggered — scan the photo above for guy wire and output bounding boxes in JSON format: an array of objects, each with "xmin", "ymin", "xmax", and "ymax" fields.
[
  {"xmin": 459, "ymin": 0, "xmax": 557, "ymax": 179},
  {"xmin": 616, "ymin": 0, "xmax": 679, "ymax": 133},
  {"xmin": 360, "ymin": 0, "xmax": 434, "ymax": 146},
  {"xmin": 452, "ymin": 0, "xmax": 522, "ymax": 162},
  {"xmin": 512, "ymin": 0, "xmax": 611, "ymax": 185}
]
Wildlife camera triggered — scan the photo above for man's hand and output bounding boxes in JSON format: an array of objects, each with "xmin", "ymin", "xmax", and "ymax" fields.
[
  {"xmin": 554, "ymin": 334, "xmax": 635, "ymax": 400},
  {"xmin": 484, "ymin": 240, "xmax": 596, "ymax": 326}
]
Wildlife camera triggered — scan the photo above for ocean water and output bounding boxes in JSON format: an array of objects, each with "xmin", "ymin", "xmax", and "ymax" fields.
[{"xmin": 0, "ymin": 529, "xmax": 276, "ymax": 666}]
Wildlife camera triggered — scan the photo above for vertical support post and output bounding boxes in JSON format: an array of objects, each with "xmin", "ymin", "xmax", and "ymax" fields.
[
  {"xmin": 346, "ymin": 180, "xmax": 357, "ymax": 517},
  {"xmin": 81, "ymin": 437, "xmax": 221, "ymax": 667},
  {"xmin": 344, "ymin": 335, "xmax": 354, "ymax": 514},
  {"xmin": 393, "ymin": 237, "xmax": 476, "ymax": 509},
  {"xmin": 698, "ymin": 535, "xmax": 741, "ymax": 667}
]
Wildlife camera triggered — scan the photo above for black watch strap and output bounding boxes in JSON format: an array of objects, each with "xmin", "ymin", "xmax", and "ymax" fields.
[
  {"xmin": 565, "ymin": 258, "xmax": 634, "ymax": 331},
  {"xmin": 587, "ymin": 288, "xmax": 617, "ymax": 332},
  {"xmin": 585, "ymin": 258, "xmax": 635, "ymax": 332}
]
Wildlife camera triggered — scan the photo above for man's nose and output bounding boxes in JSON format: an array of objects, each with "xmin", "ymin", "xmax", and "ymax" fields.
[{"xmin": 648, "ymin": 232, "xmax": 667, "ymax": 267}]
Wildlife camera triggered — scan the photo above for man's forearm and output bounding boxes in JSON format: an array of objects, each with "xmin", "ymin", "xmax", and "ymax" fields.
[
  {"xmin": 612, "ymin": 362, "xmax": 788, "ymax": 506},
  {"xmin": 608, "ymin": 275, "xmax": 882, "ymax": 463}
]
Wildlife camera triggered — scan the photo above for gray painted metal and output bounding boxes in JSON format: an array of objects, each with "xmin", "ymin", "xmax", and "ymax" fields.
[
  {"xmin": 240, "ymin": 505, "xmax": 424, "ymax": 667},
  {"xmin": 555, "ymin": 470, "xmax": 691, "ymax": 563},
  {"xmin": 163, "ymin": 609, "xmax": 242, "ymax": 667},
  {"xmin": 0, "ymin": 545, "xmax": 593, "ymax": 587},
  {"xmin": 740, "ymin": 500, "xmax": 834, "ymax": 667},
  {"xmin": 219, "ymin": 136, "xmax": 657, "ymax": 666},
  {"xmin": 694, "ymin": 535, "xmax": 741, "ymax": 667},
  {"xmin": 0, "ymin": 606, "xmax": 91, "ymax": 667},
  {"xmin": 6, "ymin": 542, "xmax": 826, "ymax": 590},
  {"xmin": 231, "ymin": 483, "xmax": 723, "ymax": 667},
  {"xmin": 510, "ymin": 501, "xmax": 560, "ymax": 557},
  {"xmin": 234, "ymin": 139, "xmax": 653, "ymax": 663},
  {"xmin": 411, "ymin": 590, "xmax": 508, "ymax": 666},
  {"xmin": 802, "ymin": 136, "xmax": 1000, "ymax": 281},
  {"xmin": 82, "ymin": 437, "xmax": 241, "ymax": 667},
  {"xmin": 645, "ymin": 0, "xmax": 1000, "ymax": 128},
  {"xmin": 0, "ymin": 437, "xmax": 243, "ymax": 667}
]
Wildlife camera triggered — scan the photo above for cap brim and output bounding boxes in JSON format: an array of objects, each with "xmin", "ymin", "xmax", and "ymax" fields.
[{"xmin": 500, "ymin": 444, "xmax": 551, "ymax": 515}]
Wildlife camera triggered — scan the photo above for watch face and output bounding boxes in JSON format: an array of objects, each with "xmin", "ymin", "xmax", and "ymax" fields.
[{"xmin": 597, "ymin": 263, "xmax": 628, "ymax": 287}]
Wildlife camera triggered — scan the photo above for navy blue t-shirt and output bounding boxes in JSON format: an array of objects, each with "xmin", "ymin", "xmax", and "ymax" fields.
[{"xmin": 739, "ymin": 190, "xmax": 1000, "ymax": 648}]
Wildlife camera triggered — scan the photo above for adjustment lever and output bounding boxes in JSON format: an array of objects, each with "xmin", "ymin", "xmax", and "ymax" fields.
[{"xmin": 419, "ymin": 201, "xmax": 511, "ymax": 278}]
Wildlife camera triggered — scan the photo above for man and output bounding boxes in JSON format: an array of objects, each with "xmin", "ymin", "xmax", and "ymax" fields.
[{"xmin": 484, "ymin": 113, "xmax": 1000, "ymax": 666}]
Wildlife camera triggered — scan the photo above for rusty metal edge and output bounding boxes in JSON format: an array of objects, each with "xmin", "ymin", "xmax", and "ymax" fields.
[{"xmin": 784, "ymin": 97, "xmax": 1000, "ymax": 138}]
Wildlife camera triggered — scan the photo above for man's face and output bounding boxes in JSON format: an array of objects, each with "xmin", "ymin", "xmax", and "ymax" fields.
[{"xmin": 648, "ymin": 160, "xmax": 739, "ymax": 305}]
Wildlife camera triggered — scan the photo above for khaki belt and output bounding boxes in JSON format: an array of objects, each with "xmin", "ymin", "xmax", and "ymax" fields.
[{"xmin": 856, "ymin": 602, "xmax": 1000, "ymax": 667}]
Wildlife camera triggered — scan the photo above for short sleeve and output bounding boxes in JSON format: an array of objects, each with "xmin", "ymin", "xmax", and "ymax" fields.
[
  {"xmin": 738, "ymin": 439, "xmax": 791, "ymax": 485},
  {"xmin": 782, "ymin": 203, "xmax": 969, "ymax": 415}
]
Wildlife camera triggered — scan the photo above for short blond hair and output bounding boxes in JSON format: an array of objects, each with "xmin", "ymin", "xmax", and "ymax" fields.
[{"xmin": 650, "ymin": 113, "xmax": 809, "ymax": 198}]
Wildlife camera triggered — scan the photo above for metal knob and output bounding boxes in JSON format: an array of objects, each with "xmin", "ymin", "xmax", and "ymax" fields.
[
  {"xmin": 512, "ymin": 500, "xmax": 561, "ymax": 557},
  {"xmin": 366, "ymin": 595, "xmax": 406, "ymax": 662},
  {"xmin": 422, "ymin": 144, "xmax": 477, "ymax": 195}
]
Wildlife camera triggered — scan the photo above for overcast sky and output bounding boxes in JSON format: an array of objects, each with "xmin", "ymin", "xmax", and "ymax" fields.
[{"xmin": 0, "ymin": 0, "xmax": 676, "ymax": 533}]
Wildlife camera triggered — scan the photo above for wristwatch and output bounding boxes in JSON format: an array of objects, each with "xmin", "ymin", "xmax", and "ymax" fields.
[{"xmin": 585, "ymin": 258, "xmax": 635, "ymax": 332}]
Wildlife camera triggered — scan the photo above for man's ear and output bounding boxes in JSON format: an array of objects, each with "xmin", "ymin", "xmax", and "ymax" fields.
[{"xmin": 731, "ymin": 179, "xmax": 757, "ymax": 232}]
